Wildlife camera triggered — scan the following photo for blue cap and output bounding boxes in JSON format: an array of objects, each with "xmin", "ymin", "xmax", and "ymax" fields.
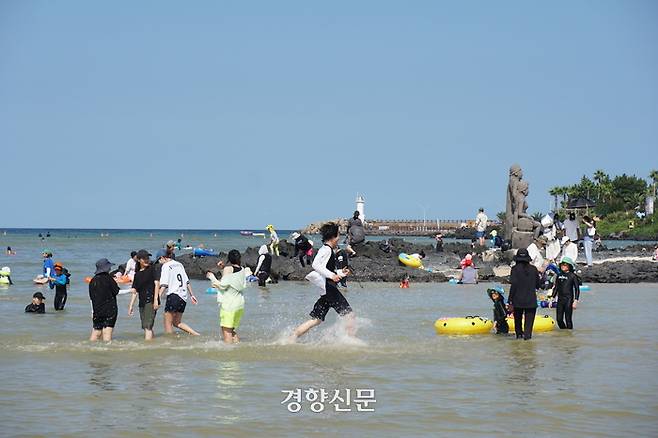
[{"xmin": 155, "ymin": 249, "xmax": 168, "ymax": 259}]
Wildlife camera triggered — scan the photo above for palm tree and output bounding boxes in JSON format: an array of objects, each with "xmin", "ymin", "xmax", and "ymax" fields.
[
  {"xmin": 593, "ymin": 169, "xmax": 609, "ymax": 201},
  {"xmin": 650, "ymin": 169, "xmax": 658, "ymax": 197},
  {"xmin": 549, "ymin": 187, "xmax": 560, "ymax": 211}
]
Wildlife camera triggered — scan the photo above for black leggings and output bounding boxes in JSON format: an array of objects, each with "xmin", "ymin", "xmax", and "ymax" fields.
[
  {"xmin": 257, "ymin": 272, "xmax": 269, "ymax": 287},
  {"xmin": 54, "ymin": 290, "xmax": 67, "ymax": 310},
  {"xmin": 513, "ymin": 307, "xmax": 536, "ymax": 340},
  {"xmin": 556, "ymin": 299, "xmax": 574, "ymax": 329}
]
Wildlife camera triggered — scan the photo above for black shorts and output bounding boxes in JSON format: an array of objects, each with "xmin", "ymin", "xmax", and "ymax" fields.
[
  {"xmin": 165, "ymin": 293, "xmax": 187, "ymax": 314},
  {"xmin": 309, "ymin": 282, "xmax": 353, "ymax": 321},
  {"xmin": 92, "ymin": 312, "xmax": 117, "ymax": 330}
]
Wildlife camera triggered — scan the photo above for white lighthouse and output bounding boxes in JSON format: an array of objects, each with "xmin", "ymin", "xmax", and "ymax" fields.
[{"xmin": 356, "ymin": 194, "xmax": 365, "ymax": 223}]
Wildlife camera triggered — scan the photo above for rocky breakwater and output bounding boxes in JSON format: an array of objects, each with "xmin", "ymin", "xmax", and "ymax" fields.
[{"xmin": 176, "ymin": 238, "xmax": 514, "ymax": 283}]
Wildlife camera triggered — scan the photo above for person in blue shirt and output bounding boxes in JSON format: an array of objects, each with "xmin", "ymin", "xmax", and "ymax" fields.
[
  {"xmin": 42, "ymin": 249, "xmax": 55, "ymax": 278},
  {"xmin": 48, "ymin": 262, "xmax": 70, "ymax": 310}
]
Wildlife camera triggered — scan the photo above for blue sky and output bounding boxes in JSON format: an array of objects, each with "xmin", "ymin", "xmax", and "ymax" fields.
[{"xmin": 1, "ymin": 1, "xmax": 656, "ymax": 229}]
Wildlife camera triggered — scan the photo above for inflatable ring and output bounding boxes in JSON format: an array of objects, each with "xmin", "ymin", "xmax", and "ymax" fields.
[
  {"xmin": 448, "ymin": 278, "xmax": 459, "ymax": 284},
  {"xmin": 434, "ymin": 316, "xmax": 493, "ymax": 335},
  {"xmin": 206, "ymin": 287, "xmax": 219, "ymax": 294},
  {"xmin": 0, "ymin": 277, "xmax": 9, "ymax": 285},
  {"xmin": 506, "ymin": 314, "xmax": 556, "ymax": 333},
  {"xmin": 580, "ymin": 284, "xmax": 591, "ymax": 291},
  {"xmin": 398, "ymin": 253, "xmax": 423, "ymax": 269},
  {"xmin": 194, "ymin": 248, "xmax": 216, "ymax": 257}
]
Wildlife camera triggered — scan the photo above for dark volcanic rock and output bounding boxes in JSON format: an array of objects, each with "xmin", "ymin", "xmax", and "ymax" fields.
[
  {"xmin": 175, "ymin": 238, "xmax": 658, "ymax": 283},
  {"xmin": 579, "ymin": 261, "xmax": 658, "ymax": 283}
]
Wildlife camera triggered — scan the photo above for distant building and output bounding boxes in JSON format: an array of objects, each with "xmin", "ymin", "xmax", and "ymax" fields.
[{"xmin": 356, "ymin": 194, "xmax": 365, "ymax": 224}]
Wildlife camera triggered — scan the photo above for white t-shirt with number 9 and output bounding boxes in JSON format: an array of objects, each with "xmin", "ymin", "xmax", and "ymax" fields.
[{"xmin": 159, "ymin": 260, "xmax": 190, "ymax": 301}]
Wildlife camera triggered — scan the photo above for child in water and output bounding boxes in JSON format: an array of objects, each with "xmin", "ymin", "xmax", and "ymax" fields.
[
  {"xmin": 25, "ymin": 292, "xmax": 46, "ymax": 314},
  {"xmin": 550, "ymin": 256, "xmax": 580, "ymax": 329},
  {"xmin": 487, "ymin": 288, "xmax": 509, "ymax": 334},
  {"xmin": 290, "ymin": 222, "xmax": 353, "ymax": 342},
  {"xmin": 400, "ymin": 273, "xmax": 410, "ymax": 289}
]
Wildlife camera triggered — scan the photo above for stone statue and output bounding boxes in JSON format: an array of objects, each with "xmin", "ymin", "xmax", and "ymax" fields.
[
  {"xmin": 504, "ymin": 164, "xmax": 523, "ymax": 240},
  {"xmin": 505, "ymin": 165, "xmax": 540, "ymax": 249}
]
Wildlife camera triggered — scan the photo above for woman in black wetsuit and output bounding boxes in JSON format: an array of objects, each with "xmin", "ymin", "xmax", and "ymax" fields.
[{"xmin": 551, "ymin": 256, "xmax": 580, "ymax": 329}]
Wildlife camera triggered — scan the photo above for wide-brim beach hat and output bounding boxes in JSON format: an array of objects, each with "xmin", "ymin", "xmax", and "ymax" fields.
[
  {"xmin": 514, "ymin": 248, "xmax": 532, "ymax": 262},
  {"xmin": 559, "ymin": 256, "xmax": 576, "ymax": 269},
  {"xmin": 95, "ymin": 258, "xmax": 114, "ymax": 275}
]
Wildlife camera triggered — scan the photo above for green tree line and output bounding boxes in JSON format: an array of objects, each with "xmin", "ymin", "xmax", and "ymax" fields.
[{"xmin": 549, "ymin": 170, "xmax": 658, "ymax": 216}]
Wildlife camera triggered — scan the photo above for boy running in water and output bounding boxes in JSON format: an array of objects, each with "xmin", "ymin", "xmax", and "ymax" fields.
[{"xmin": 290, "ymin": 223, "xmax": 354, "ymax": 342}]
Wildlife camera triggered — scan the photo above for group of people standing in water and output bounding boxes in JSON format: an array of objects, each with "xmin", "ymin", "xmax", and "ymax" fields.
[{"xmin": 24, "ymin": 222, "xmax": 356, "ymax": 344}]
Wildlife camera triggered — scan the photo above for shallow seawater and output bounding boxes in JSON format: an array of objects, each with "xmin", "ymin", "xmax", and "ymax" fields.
[
  {"xmin": 1, "ymin": 280, "xmax": 657, "ymax": 437},
  {"xmin": 0, "ymin": 230, "xmax": 657, "ymax": 437}
]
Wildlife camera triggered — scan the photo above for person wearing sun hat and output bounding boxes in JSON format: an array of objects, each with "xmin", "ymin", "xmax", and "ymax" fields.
[
  {"xmin": 560, "ymin": 235, "xmax": 578, "ymax": 263},
  {"xmin": 508, "ymin": 248, "xmax": 542, "ymax": 340},
  {"xmin": 88, "ymin": 258, "xmax": 120, "ymax": 342},
  {"xmin": 42, "ymin": 249, "xmax": 55, "ymax": 279},
  {"xmin": 550, "ymin": 256, "xmax": 581, "ymax": 329},
  {"xmin": 48, "ymin": 262, "xmax": 70, "ymax": 310}
]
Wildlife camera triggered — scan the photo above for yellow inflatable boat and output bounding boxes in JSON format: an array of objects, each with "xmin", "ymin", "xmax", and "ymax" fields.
[
  {"xmin": 434, "ymin": 316, "xmax": 494, "ymax": 335},
  {"xmin": 398, "ymin": 253, "xmax": 423, "ymax": 269},
  {"xmin": 506, "ymin": 314, "xmax": 556, "ymax": 333}
]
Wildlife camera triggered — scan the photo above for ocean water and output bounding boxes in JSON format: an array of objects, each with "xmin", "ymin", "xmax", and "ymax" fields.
[{"xmin": 0, "ymin": 230, "xmax": 657, "ymax": 437}]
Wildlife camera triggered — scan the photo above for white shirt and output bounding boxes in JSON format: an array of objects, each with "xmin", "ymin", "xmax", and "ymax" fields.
[
  {"xmin": 562, "ymin": 219, "xmax": 579, "ymax": 241},
  {"xmin": 159, "ymin": 260, "xmax": 190, "ymax": 301},
  {"xmin": 527, "ymin": 243, "xmax": 544, "ymax": 270},
  {"xmin": 124, "ymin": 258, "xmax": 137, "ymax": 279},
  {"xmin": 305, "ymin": 244, "xmax": 345, "ymax": 296},
  {"xmin": 475, "ymin": 212, "xmax": 488, "ymax": 232},
  {"xmin": 562, "ymin": 242, "xmax": 578, "ymax": 262}
]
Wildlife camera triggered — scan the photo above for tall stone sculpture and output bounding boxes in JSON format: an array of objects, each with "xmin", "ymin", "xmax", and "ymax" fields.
[
  {"xmin": 504, "ymin": 164, "xmax": 523, "ymax": 241},
  {"xmin": 505, "ymin": 164, "xmax": 540, "ymax": 249}
]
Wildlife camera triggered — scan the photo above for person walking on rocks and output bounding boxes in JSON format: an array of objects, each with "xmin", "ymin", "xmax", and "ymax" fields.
[
  {"xmin": 346, "ymin": 211, "xmax": 366, "ymax": 256},
  {"xmin": 475, "ymin": 208, "xmax": 488, "ymax": 247},
  {"xmin": 560, "ymin": 236, "xmax": 578, "ymax": 264},
  {"xmin": 562, "ymin": 213, "xmax": 580, "ymax": 243},
  {"xmin": 507, "ymin": 249, "xmax": 541, "ymax": 340},
  {"xmin": 266, "ymin": 225, "xmax": 280, "ymax": 256},
  {"xmin": 582, "ymin": 215, "xmax": 597, "ymax": 267}
]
